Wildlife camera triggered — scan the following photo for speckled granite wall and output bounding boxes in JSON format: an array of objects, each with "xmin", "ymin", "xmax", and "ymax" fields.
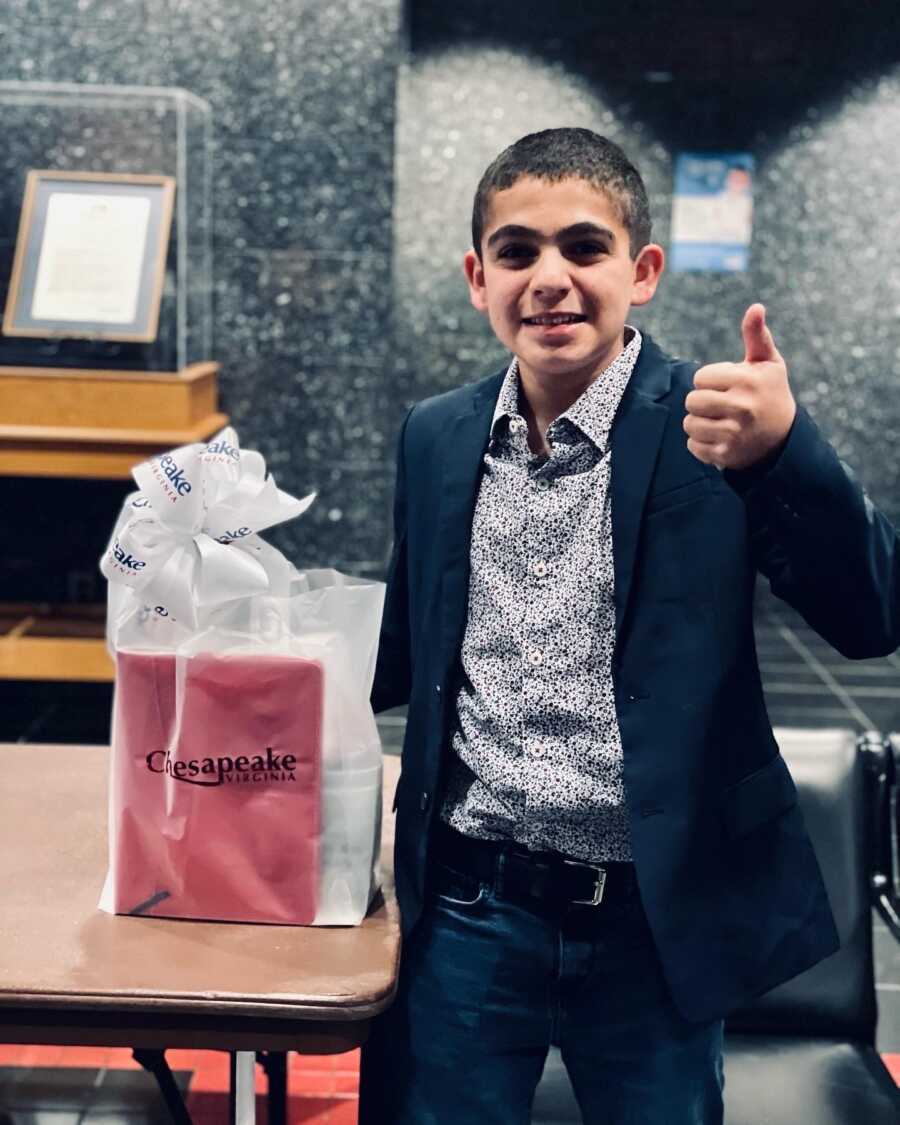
[
  {"xmin": 0, "ymin": 0, "xmax": 402, "ymax": 586},
  {"xmin": 4, "ymin": 1, "xmax": 898, "ymax": 585},
  {"xmin": 398, "ymin": 2, "xmax": 900, "ymax": 523},
  {"xmin": 3, "ymin": 2, "xmax": 900, "ymax": 741}
]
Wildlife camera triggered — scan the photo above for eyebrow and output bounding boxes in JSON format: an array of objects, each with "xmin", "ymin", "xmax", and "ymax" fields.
[{"xmin": 486, "ymin": 221, "xmax": 616, "ymax": 251}]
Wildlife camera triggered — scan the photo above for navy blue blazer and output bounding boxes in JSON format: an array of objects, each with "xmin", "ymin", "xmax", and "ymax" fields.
[{"xmin": 371, "ymin": 333, "xmax": 900, "ymax": 1022}]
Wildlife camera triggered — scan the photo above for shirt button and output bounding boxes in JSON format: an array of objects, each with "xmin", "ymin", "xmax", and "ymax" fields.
[
  {"xmin": 532, "ymin": 744, "xmax": 547, "ymax": 757},
  {"xmin": 528, "ymin": 649, "xmax": 543, "ymax": 666},
  {"xmin": 535, "ymin": 478, "xmax": 550, "ymax": 490},
  {"xmin": 532, "ymin": 560, "xmax": 548, "ymax": 578}
]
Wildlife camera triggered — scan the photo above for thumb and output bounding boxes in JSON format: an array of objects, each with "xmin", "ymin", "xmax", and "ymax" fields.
[{"xmin": 741, "ymin": 303, "xmax": 779, "ymax": 365}]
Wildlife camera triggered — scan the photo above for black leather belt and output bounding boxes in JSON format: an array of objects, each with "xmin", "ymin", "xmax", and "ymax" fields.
[{"xmin": 432, "ymin": 822, "xmax": 639, "ymax": 912}]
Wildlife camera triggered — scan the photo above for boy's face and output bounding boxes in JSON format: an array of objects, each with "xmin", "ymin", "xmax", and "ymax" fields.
[{"xmin": 464, "ymin": 176, "xmax": 664, "ymax": 386}]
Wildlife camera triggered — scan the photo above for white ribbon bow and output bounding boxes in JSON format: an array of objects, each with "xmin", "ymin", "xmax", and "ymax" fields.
[{"xmin": 100, "ymin": 427, "xmax": 314, "ymax": 627}]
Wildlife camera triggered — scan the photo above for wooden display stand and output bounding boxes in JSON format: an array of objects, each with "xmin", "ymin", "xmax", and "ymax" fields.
[
  {"xmin": 0, "ymin": 363, "xmax": 228, "ymax": 682},
  {"xmin": 0, "ymin": 362, "xmax": 228, "ymax": 479},
  {"xmin": 0, "ymin": 603, "xmax": 112, "ymax": 682}
]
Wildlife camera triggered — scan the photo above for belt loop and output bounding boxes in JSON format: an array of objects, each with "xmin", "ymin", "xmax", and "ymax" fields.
[{"xmin": 495, "ymin": 849, "xmax": 506, "ymax": 898}]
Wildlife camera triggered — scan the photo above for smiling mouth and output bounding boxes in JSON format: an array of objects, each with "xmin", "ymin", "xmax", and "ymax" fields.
[{"xmin": 522, "ymin": 313, "xmax": 587, "ymax": 326}]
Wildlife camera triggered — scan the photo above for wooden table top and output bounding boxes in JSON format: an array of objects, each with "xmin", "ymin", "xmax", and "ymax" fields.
[{"xmin": 0, "ymin": 744, "xmax": 402, "ymax": 1051}]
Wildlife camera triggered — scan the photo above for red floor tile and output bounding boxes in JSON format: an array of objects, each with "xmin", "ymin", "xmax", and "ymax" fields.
[
  {"xmin": 332, "ymin": 1071, "xmax": 361, "ymax": 1095},
  {"xmin": 289, "ymin": 1095, "xmax": 358, "ymax": 1125},
  {"xmin": 321, "ymin": 1099, "xmax": 360, "ymax": 1125},
  {"xmin": 184, "ymin": 1090, "xmax": 358, "ymax": 1125},
  {"xmin": 290, "ymin": 1053, "xmax": 347, "ymax": 1075},
  {"xmin": 292, "ymin": 1071, "xmax": 334, "ymax": 1095},
  {"xmin": 104, "ymin": 1046, "xmax": 144, "ymax": 1068},
  {"xmin": 0, "ymin": 1045, "xmax": 66, "ymax": 1067},
  {"xmin": 0, "ymin": 1044, "xmax": 363, "ymax": 1098},
  {"xmin": 0, "ymin": 1046, "xmax": 28, "ymax": 1066},
  {"xmin": 50, "ymin": 1046, "xmax": 116, "ymax": 1069}
]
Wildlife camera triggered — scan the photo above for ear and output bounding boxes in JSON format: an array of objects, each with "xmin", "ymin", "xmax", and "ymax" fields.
[
  {"xmin": 630, "ymin": 243, "xmax": 665, "ymax": 307},
  {"xmin": 463, "ymin": 248, "xmax": 489, "ymax": 313}
]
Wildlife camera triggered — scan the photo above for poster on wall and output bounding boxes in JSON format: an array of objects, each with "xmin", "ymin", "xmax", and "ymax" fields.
[
  {"xmin": 669, "ymin": 153, "xmax": 754, "ymax": 272},
  {"xmin": 2, "ymin": 170, "xmax": 175, "ymax": 342}
]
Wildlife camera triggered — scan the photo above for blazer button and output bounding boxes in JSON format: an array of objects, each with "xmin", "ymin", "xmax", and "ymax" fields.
[{"xmin": 420, "ymin": 792, "xmax": 430, "ymax": 812}]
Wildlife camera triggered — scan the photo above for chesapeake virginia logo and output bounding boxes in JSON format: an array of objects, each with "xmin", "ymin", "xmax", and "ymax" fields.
[
  {"xmin": 108, "ymin": 538, "xmax": 147, "ymax": 576},
  {"xmin": 204, "ymin": 438, "xmax": 240, "ymax": 463},
  {"xmin": 149, "ymin": 453, "xmax": 193, "ymax": 502},
  {"xmin": 147, "ymin": 746, "xmax": 297, "ymax": 787},
  {"xmin": 214, "ymin": 526, "xmax": 252, "ymax": 544}
]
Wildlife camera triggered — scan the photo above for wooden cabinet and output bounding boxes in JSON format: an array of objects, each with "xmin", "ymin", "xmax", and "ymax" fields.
[
  {"xmin": 0, "ymin": 364, "xmax": 228, "ymax": 681},
  {"xmin": 0, "ymin": 603, "xmax": 112, "ymax": 682}
]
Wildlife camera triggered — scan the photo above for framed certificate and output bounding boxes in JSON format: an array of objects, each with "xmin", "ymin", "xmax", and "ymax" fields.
[{"xmin": 2, "ymin": 170, "xmax": 176, "ymax": 342}]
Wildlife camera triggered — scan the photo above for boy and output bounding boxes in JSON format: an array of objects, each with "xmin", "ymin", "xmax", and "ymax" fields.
[{"xmin": 360, "ymin": 128, "xmax": 899, "ymax": 1124}]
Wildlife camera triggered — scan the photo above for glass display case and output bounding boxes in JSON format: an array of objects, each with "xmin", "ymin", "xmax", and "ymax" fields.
[{"xmin": 0, "ymin": 81, "xmax": 213, "ymax": 372}]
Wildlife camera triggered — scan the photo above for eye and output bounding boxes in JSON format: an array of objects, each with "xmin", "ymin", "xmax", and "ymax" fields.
[
  {"xmin": 566, "ymin": 241, "xmax": 607, "ymax": 258},
  {"xmin": 496, "ymin": 243, "xmax": 536, "ymax": 261}
]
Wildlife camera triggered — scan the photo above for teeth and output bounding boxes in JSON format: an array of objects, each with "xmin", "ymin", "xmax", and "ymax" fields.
[{"xmin": 526, "ymin": 314, "xmax": 582, "ymax": 325}]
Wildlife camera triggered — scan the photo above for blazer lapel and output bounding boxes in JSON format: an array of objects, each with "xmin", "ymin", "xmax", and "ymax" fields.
[
  {"xmin": 610, "ymin": 336, "xmax": 673, "ymax": 636},
  {"xmin": 437, "ymin": 373, "xmax": 503, "ymax": 670}
]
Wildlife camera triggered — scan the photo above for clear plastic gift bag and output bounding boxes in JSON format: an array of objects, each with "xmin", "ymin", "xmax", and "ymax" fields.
[{"xmin": 98, "ymin": 429, "xmax": 385, "ymax": 926}]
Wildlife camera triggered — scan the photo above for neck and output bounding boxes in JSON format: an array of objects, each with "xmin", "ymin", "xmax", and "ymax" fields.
[{"xmin": 516, "ymin": 330, "xmax": 627, "ymax": 452}]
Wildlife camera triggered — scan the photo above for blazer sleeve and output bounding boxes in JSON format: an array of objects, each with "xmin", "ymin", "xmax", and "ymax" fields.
[
  {"xmin": 725, "ymin": 405, "xmax": 900, "ymax": 658},
  {"xmin": 371, "ymin": 406, "xmax": 414, "ymax": 713}
]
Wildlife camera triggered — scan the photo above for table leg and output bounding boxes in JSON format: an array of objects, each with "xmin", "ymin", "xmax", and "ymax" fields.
[
  {"xmin": 132, "ymin": 1049, "xmax": 192, "ymax": 1125},
  {"xmin": 256, "ymin": 1051, "xmax": 287, "ymax": 1125},
  {"xmin": 229, "ymin": 1050, "xmax": 257, "ymax": 1125}
]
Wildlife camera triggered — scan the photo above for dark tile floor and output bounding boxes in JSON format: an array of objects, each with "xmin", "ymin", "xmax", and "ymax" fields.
[
  {"xmin": 753, "ymin": 581, "xmax": 900, "ymax": 735},
  {"xmin": 0, "ymin": 1066, "xmax": 190, "ymax": 1125}
]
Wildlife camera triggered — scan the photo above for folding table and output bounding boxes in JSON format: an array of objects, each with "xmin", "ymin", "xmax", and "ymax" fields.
[{"xmin": 0, "ymin": 743, "xmax": 402, "ymax": 1124}]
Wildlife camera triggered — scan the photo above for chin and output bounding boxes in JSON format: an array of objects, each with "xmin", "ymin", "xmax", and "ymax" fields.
[{"xmin": 525, "ymin": 347, "xmax": 590, "ymax": 371}]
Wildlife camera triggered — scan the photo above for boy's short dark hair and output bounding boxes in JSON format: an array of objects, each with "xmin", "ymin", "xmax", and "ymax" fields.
[{"xmin": 472, "ymin": 127, "xmax": 652, "ymax": 260}]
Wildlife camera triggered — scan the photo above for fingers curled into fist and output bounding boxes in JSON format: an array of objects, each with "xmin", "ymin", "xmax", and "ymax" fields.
[{"xmin": 683, "ymin": 303, "xmax": 796, "ymax": 471}]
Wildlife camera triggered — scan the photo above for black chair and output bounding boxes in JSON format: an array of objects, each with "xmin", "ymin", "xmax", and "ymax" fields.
[{"xmin": 531, "ymin": 727, "xmax": 900, "ymax": 1124}]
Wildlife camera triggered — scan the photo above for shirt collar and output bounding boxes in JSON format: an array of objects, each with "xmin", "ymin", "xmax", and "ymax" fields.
[
  {"xmin": 492, "ymin": 355, "xmax": 521, "ymax": 430},
  {"xmin": 490, "ymin": 326, "xmax": 643, "ymax": 451}
]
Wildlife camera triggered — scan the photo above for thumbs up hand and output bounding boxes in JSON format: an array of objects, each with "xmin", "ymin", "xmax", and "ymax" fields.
[{"xmin": 683, "ymin": 304, "xmax": 797, "ymax": 471}]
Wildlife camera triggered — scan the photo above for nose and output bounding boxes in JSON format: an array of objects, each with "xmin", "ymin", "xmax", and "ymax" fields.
[{"xmin": 530, "ymin": 247, "xmax": 571, "ymax": 303}]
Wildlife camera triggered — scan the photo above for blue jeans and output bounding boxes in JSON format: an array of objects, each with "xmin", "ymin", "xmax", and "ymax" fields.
[{"xmin": 359, "ymin": 856, "xmax": 724, "ymax": 1124}]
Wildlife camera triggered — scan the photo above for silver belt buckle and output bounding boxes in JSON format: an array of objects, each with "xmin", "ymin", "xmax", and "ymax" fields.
[{"xmin": 563, "ymin": 860, "xmax": 607, "ymax": 906}]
